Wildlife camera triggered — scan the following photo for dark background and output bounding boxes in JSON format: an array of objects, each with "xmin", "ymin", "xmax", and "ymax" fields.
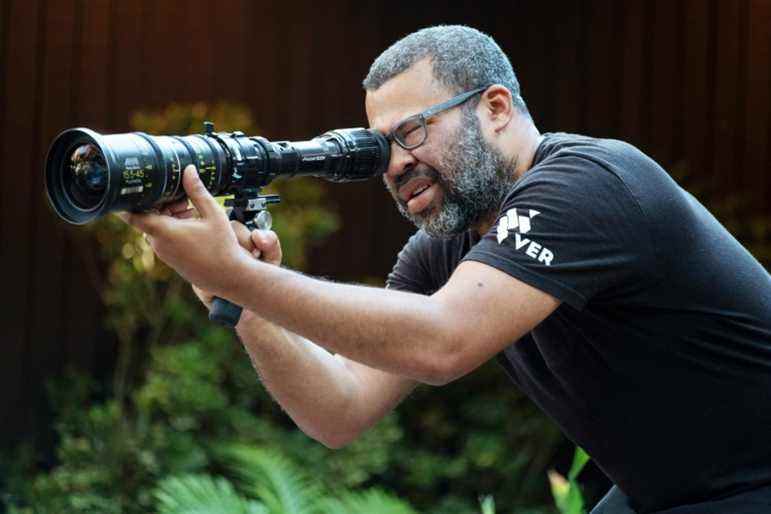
[{"xmin": 1, "ymin": 0, "xmax": 769, "ymax": 449}]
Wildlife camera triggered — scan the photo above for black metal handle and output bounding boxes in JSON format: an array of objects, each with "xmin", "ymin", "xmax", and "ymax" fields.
[
  {"xmin": 209, "ymin": 297, "xmax": 243, "ymax": 327},
  {"xmin": 208, "ymin": 192, "xmax": 276, "ymax": 328}
]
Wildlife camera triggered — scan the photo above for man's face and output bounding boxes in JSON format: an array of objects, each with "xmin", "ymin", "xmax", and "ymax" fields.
[{"xmin": 366, "ymin": 60, "xmax": 512, "ymax": 237}]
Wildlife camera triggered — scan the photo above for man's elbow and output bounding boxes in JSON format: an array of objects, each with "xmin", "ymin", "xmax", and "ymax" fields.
[
  {"xmin": 418, "ymin": 338, "xmax": 470, "ymax": 386},
  {"xmin": 317, "ymin": 431, "xmax": 358, "ymax": 450},
  {"xmin": 298, "ymin": 422, "xmax": 363, "ymax": 450}
]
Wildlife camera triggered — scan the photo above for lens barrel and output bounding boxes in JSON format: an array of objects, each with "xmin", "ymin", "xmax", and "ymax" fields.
[{"xmin": 45, "ymin": 126, "xmax": 389, "ymax": 224}]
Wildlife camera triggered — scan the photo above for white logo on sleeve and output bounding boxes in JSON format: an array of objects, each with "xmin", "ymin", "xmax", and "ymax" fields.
[{"xmin": 496, "ymin": 208, "xmax": 554, "ymax": 266}]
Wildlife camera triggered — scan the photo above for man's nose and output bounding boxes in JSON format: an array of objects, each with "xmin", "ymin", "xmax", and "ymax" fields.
[{"xmin": 384, "ymin": 143, "xmax": 417, "ymax": 181}]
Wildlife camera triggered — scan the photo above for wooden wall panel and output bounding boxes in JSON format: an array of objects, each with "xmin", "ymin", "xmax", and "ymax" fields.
[
  {"xmin": 743, "ymin": 0, "xmax": 771, "ymax": 202},
  {"xmin": 582, "ymin": 0, "xmax": 618, "ymax": 138},
  {"xmin": 551, "ymin": 0, "xmax": 583, "ymax": 134},
  {"xmin": 111, "ymin": 0, "xmax": 144, "ymax": 130},
  {"xmin": 712, "ymin": 0, "xmax": 743, "ymax": 190},
  {"xmin": 2, "ymin": 0, "xmax": 770, "ymax": 446},
  {"xmin": 210, "ymin": 0, "xmax": 246, "ymax": 103},
  {"xmin": 23, "ymin": 0, "xmax": 79, "ymax": 434},
  {"xmin": 184, "ymin": 2, "xmax": 215, "ymax": 104},
  {"xmin": 618, "ymin": 0, "xmax": 647, "ymax": 146},
  {"xmin": 243, "ymin": 1, "xmax": 282, "ymax": 136},
  {"xmin": 648, "ymin": 0, "xmax": 680, "ymax": 165},
  {"xmin": 0, "ymin": 0, "xmax": 8, "ymax": 241},
  {"xmin": 63, "ymin": 0, "xmax": 111, "ymax": 372},
  {"xmin": 1, "ymin": 0, "xmax": 44, "ymax": 439}
]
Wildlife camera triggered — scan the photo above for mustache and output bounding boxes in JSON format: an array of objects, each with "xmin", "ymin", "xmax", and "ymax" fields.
[{"xmin": 393, "ymin": 164, "xmax": 441, "ymax": 190}]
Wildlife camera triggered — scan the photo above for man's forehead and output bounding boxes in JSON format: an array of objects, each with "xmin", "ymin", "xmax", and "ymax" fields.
[{"xmin": 365, "ymin": 58, "xmax": 449, "ymax": 131}]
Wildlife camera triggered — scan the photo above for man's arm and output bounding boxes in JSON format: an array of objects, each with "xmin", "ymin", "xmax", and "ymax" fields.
[
  {"xmin": 123, "ymin": 166, "xmax": 560, "ymax": 386},
  {"xmin": 235, "ymin": 316, "xmax": 418, "ymax": 449},
  {"xmin": 225, "ymin": 257, "xmax": 559, "ymax": 386},
  {"xmin": 187, "ymin": 223, "xmax": 417, "ymax": 449}
]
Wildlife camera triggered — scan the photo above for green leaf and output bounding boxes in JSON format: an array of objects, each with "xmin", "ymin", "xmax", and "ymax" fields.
[
  {"xmin": 154, "ymin": 473, "xmax": 266, "ymax": 514},
  {"xmin": 567, "ymin": 447, "xmax": 590, "ymax": 482},
  {"xmin": 216, "ymin": 444, "xmax": 321, "ymax": 514},
  {"xmin": 317, "ymin": 488, "xmax": 418, "ymax": 514}
]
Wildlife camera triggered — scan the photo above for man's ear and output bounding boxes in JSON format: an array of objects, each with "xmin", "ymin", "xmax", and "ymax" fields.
[{"xmin": 478, "ymin": 85, "xmax": 514, "ymax": 136}]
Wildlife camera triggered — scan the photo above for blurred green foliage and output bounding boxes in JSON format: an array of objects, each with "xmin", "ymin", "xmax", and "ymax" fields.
[
  {"xmin": 548, "ymin": 448, "xmax": 590, "ymax": 514},
  {"xmin": 2, "ymin": 102, "xmax": 570, "ymax": 513}
]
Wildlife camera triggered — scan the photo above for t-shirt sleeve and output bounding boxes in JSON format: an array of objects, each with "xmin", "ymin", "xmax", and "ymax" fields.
[
  {"xmin": 463, "ymin": 154, "xmax": 658, "ymax": 310},
  {"xmin": 386, "ymin": 231, "xmax": 437, "ymax": 294}
]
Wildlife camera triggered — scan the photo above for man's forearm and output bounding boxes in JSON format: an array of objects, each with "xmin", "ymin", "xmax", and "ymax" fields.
[
  {"xmin": 224, "ymin": 256, "xmax": 460, "ymax": 385},
  {"xmin": 235, "ymin": 317, "xmax": 361, "ymax": 446}
]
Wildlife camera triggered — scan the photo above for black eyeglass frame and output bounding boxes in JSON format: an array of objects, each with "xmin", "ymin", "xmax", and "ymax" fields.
[{"xmin": 385, "ymin": 85, "xmax": 490, "ymax": 150}]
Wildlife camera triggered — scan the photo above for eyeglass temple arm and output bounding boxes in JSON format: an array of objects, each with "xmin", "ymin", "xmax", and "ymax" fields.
[{"xmin": 421, "ymin": 86, "xmax": 489, "ymax": 118}]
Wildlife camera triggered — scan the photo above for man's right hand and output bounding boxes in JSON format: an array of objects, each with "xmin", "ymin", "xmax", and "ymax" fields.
[{"xmin": 190, "ymin": 219, "xmax": 283, "ymax": 324}]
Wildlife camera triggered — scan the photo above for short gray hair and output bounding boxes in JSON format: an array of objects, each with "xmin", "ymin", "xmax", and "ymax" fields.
[{"xmin": 363, "ymin": 25, "xmax": 529, "ymax": 115}]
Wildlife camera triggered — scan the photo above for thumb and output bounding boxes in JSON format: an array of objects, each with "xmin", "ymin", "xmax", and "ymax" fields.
[{"xmin": 182, "ymin": 165, "xmax": 220, "ymax": 220}]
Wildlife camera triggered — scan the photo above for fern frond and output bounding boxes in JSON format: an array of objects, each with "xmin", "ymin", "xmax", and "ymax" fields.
[
  {"xmin": 154, "ymin": 473, "xmax": 267, "ymax": 514},
  {"xmin": 216, "ymin": 444, "xmax": 322, "ymax": 514},
  {"xmin": 316, "ymin": 488, "xmax": 418, "ymax": 514}
]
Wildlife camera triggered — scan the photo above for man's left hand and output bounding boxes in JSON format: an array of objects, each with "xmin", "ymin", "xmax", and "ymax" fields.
[{"xmin": 118, "ymin": 165, "xmax": 250, "ymax": 297}]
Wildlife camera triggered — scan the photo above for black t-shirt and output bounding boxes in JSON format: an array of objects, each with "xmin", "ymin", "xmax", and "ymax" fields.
[{"xmin": 386, "ymin": 133, "xmax": 771, "ymax": 513}]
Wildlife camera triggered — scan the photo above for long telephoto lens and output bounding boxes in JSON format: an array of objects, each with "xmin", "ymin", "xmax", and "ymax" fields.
[{"xmin": 45, "ymin": 125, "xmax": 390, "ymax": 224}]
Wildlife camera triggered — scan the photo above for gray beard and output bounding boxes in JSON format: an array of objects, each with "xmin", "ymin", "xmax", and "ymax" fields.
[{"xmin": 388, "ymin": 108, "xmax": 515, "ymax": 238}]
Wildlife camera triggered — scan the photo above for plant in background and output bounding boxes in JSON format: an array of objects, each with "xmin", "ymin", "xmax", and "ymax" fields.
[
  {"xmin": 548, "ymin": 447, "xmax": 590, "ymax": 514},
  {"xmin": 153, "ymin": 446, "xmax": 418, "ymax": 514}
]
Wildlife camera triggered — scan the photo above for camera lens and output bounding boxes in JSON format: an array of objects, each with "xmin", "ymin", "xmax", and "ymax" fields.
[
  {"xmin": 45, "ymin": 126, "xmax": 388, "ymax": 225},
  {"xmin": 64, "ymin": 143, "xmax": 108, "ymax": 210}
]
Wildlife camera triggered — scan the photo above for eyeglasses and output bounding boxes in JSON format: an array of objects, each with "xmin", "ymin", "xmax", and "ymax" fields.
[{"xmin": 385, "ymin": 86, "xmax": 489, "ymax": 150}]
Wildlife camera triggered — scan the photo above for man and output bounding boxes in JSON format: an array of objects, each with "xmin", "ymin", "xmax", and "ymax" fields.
[{"xmin": 120, "ymin": 26, "xmax": 771, "ymax": 513}]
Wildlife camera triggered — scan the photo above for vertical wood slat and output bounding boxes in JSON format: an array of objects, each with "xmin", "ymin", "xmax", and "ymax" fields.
[
  {"xmin": 75, "ymin": 0, "xmax": 110, "ymax": 127},
  {"xmin": 743, "ymin": 0, "xmax": 771, "ymax": 207},
  {"xmin": 683, "ymin": 0, "xmax": 712, "ymax": 185},
  {"xmin": 551, "ymin": 0, "xmax": 583, "ymax": 134},
  {"xmin": 184, "ymin": 3, "xmax": 214, "ymax": 104},
  {"xmin": 24, "ymin": 0, "xmax": 79, "ymax": 435},
  {"xmin": 0, "ymin": 0, "xmax": 43, "ymax": 440},
  {"xmin": 582, "ymin": 0, "xmax": 618, "ymax": 138},
  {"xmin": 111, "ymin": 0, "xmax": 144, "ymax": 130},
  {"xmin": 505, "ymin": 1, "xmax": 540, "ymax": 128},
  {"xmin": 144, "ymin": 0, "xmax": 185, "ymax": 110},
  {"xmin": 527, "ymin": 1, "xmax": 558, "ymax": 131},
  {"xmin": 711, "ymin": 0, "xmax": 742, "ymax": 190},
  {"xmin": 210, "ymin": 0, "xmax": 245, "ymax": 104},
  {"xmin": 63, "ymin": 0, "xmax": 112, "ymax": 371},
  {"xmin": 648, "ymin": 0, "xmax": 680, "ymax": 166},
  {"xmin": 618, "ymin": 0, "xmax": 645, "ymax": 147},
  {"xmin": 243, "ymin": 1, "xmax": 281, "ymax": 136},
  {"xmin": 0, "ymin": 0, "xmax": 9, "ymax": 242}
]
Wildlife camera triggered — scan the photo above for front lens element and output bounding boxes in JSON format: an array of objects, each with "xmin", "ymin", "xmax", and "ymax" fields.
[{"xmin": 65, "ymin": 143, "xmax": 108, "ymax": 209}]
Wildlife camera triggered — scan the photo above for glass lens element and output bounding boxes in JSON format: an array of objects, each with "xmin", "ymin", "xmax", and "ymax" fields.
[
  {"xmin": 70, "ymin": 144, "xmax": 107, "ymax": 192},
  {"xmin": 395, "ymin": 116, "xmax": 426, "ymax": 149},
  {"xmin": 66, "ymin": 143, "xmax": 108, "ymax": 209}
]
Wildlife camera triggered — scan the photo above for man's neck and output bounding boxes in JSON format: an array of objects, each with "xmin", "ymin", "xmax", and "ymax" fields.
[{"xmin": 473, "ymin": 125, "xmax": 544, "ymax": 236}]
